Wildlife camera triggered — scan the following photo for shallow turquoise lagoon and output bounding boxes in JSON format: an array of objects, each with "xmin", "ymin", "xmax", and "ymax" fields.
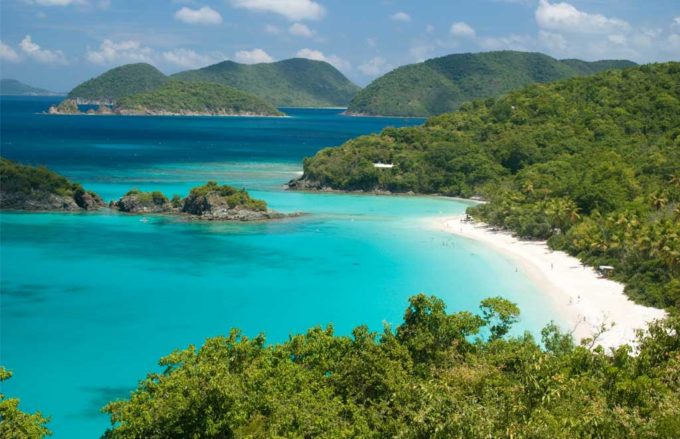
[{"xmin": 0, "ymin": 98, "xmax": 564, "ymax": 437}]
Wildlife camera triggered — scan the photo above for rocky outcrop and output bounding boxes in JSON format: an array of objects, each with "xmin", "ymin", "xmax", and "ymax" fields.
[
  {"xmin": 0, "ymin": 189, "xmax": 104, "ymax": 211},
  {"xmin": 181, "ymin": 193, "xmax": 281, "ymax": 221},
  {"xmin": 112, "ymin": 190, "xmax": 174, "ymax": 213},
  {"xmin": 48, "ymin": 99, "xmax": 80, "ymax": 115},
  {"xmin": 109, "ymin": 182, "xmax": 298, "ymax": 221}
]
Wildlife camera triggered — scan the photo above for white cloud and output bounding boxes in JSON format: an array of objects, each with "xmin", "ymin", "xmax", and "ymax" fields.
[
  {"xmin": 426, "ymin": 24, "xmax": 435, "ymax": 34},
  {"xmin": 289, "ymin": 23, "xmax": 314, "ymax": 37},
  {"xmin": 0, "ymin": 41, "xmax": 20, "ymax": 62},
  {"xmin": 295, "ymin": 48, "xmax": 350, "ymax": 71},
  {"xmin": 34, "ymin": 0, "xmax": 85, "ymax": 5},
  {"xmin": 86, "ymin": 39, "xmax": 153, "ymax": 65},
  {"xmin": 450, "ymin": 21, "xmax": 476, "ymax": 38},
  {"xmin": 535, "ymin": 0, "xmax": 629, "ymax": 34},
  {"xmin": 175, "ymin": 6, "xmax": 223, "ymax": 25},
  {"xmin": 479, "ymin": 34, "xmax": 533, "ymax": 51},
  {"xmin": 366, "ymin": 37, "xmax": 377, "ymax": 48},
  {"xmin": 358, "ymin": 57, "xmax": 391, "ymax": 76},
  {"xmin": 230, "ymin": 0, "xmax": 325, "ymax": 21},
  {"xmin": 538, "ymin": 30, "xmax": 567, "ymax": 51},
  {"xmin": 673, "ymin": 17, "xmax": 680, "ymax": 28},
  {"xmin": 264, "ymin": 24, "xmax": 282, "ymax": 35},
  {"xmin": 608, "ymin": 34, "xmax": 626, "ymax": 45},
  {"xmin": 234, "ymin": 48, "xmax": 274, "ymax": 64},
  {"xmin": 390, "ymin": 12, "xmax": 411, "ymax": 22},
  {"xmin": 19, "ymin": 35, "xmax": 67, "ymax": 64},
  {"xmin": 162, "ymin": 48, "xmax": 221, "ymax": 68}
]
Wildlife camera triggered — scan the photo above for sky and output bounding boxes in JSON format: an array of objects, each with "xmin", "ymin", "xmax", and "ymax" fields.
[{"xmin": 0, "ymin": 0, "xmax": 679, "ymax": 91}]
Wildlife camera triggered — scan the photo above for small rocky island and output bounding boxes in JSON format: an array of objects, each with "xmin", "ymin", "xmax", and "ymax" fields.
[
  {"xmin": 0, "ymin": 158, "xmax": 104, "ymax": 210},
  {"xmin": 112, "ymin": 182, "xmax": 292, "ymax": 221},
  {"xmin": 1, "ymin": 158, "xmax": 294, "ymax": 221},
  {"xmin": 48, "ymin": 81, "xmax": 284, "ymax": 117}
]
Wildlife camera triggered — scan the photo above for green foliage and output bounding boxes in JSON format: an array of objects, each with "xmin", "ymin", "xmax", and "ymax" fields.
[
  {"xmin": 172, "ymin": 58, "xmax": 360, "ymax": 107},
  {"xmin": 347, "ymin": 50, "xmax": 636, "ymax": 117},
  {"xmin": 102, "ymin": 295, "xmax": 680, "ymax": 438},
  {"xmin": 0, "ymin": 368, "xmax": 51, "ymax": 438},
  {"xmin": 123, "ymin": 189, "xmax": 169, "ymax": 205},
  {"xmin": 302, "ymin": 62, "xmax": 680, "ymax": 309},
  {"xmin": 68, "ymin": 63, "xmax": 168, "ymax": 102},
  {"xmin": 0, "ymin": 79, "xmax": 59, "ymax": 96},
  {"xmin": 0, "ymin": 157, "xmax": 82, "ymax": 198},
  {"xmin": 187, "ymin": 181, "xmax": 267, "ymax": 211},
  {"xmin": 116, "ymin": 80, "xmax": 283, "ymax": 116}
]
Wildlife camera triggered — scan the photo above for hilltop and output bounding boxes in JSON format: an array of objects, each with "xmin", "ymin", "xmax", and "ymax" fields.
[
  {"xmin": 0, "ymin": 79, "xmax": 61, "ymax": 96},
  {"xmin": 67, "ymin": 63, "xmax": 168, "ymax": 103},
  {"xmin": 292, "ymin": 62, "xmax": 680, "ymax": 309},
  {"xmin": 346, "ymin": 51, "xmax": 636, "ymax": 117},
  {"xmin": 172, "ymin": 58, "xmax": 360, "ymax": 107}
]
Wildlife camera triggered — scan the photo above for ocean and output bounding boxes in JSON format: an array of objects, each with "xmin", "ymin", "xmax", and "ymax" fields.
[{"xmin": 0, "ymin": 97, "xmax": 563, "ymax": 437}]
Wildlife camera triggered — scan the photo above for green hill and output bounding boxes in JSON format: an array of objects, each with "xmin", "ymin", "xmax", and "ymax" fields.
[
  {"xmin": 172, "ymin": 58, "xmax": 360, "ymax": 107},
  {"xmin": 0, "ymin": 79, "xmax": 60, "ymax": 96},
  {"xmin": 67, "ymin": 63, "xmax": 168, "ymax": 103},
  {"xmin": 295, "ymin": 62, "xmax": 680, "ymax": 309},
  {"xmin": 346, "ymin": 51, "xmax": 636, "ymax": 117},
  {"xmin": 116, "ymin": 81, "xmax": 283, "ymax": 116}
]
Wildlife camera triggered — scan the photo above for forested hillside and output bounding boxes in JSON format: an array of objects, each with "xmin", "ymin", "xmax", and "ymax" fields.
[
  {"xmin": 347, "ymin": 51, "xmax": 636, "ymax": 117},
  {"xmin": 67, "ymin": 63, "xmax": 168, "ymax": 102},
  {"xmin": 296, "ymin": 63, "xmax": 680, "ymax": 309},
  {"xmin": 172, "ymin": 58, "xmax": 360, "ymax": 107}
]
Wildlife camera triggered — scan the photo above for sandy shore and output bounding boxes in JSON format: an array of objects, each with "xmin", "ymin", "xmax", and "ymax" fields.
[{"xmin": 427, "ymin": 215, "xmax": 666, "ymax": 350}]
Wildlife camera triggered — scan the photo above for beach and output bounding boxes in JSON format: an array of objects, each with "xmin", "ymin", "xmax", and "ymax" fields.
[{"xmin": 428, "ymin": 214, "xmax": 666, "ymax": 350}]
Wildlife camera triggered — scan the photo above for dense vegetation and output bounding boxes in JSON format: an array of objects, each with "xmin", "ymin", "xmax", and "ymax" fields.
[
  {"xmin": 347, "ymin": 51, "xmax": 636, "ymax": 117},
  {"xmin": 67, "ymin": 63, "xmax": 168, "ymax": 103},
  {"xmin": 0, "ymin": 368, "xmax": 51, "ymax": 438},
  {"xmin": 172, "ymin": 58, "xmax": 360, "ymax": 107},
  {"xmin": 101, "ymin": 294, "xmax": 680, "ymax": 438},
  {"xmin": 184, "ymin": 181, "xmax": 268, "ymax": 212},
  {"xmin": 116, "ymin": 81, "xmax": 283, "ymax": 116},
  {"xmin": 0, "ymin": 79, "xmax": 59, "ymax": 96},
  {"xmin": 299, "ymin": 63, "xmax": 680, "ymax": 309},
  {"xmin": 0, "ymin": 157, "xmax": 102, "ymax": 209}
]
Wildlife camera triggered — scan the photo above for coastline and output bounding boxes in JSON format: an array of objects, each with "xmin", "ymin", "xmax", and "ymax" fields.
[{"xmin": 426, "ymin": 214, "xmax": 666, "ymax": 349}]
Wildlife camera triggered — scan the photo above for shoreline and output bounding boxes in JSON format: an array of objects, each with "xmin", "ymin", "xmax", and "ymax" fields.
[{"xmin": 426, "ymin": 214, "xmax": 666, "ymax": 349}]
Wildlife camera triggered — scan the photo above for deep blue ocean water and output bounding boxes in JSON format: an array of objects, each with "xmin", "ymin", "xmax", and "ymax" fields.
[{"xmin": 0, "ymin": 97, "xmax": 564, "ymax": 437}]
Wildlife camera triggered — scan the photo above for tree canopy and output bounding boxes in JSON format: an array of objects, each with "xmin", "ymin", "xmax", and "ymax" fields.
[{"xmin": 101, "ymin": 294, "xmax": 680, "ymax": 438}]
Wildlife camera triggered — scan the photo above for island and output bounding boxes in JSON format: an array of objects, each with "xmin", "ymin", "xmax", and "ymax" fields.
[
  {"xmin": 0, "ymin": 158, "xmax": 104, "ymax": 211},
  {"xmin": 0, "ymin": 78, "xmax": 62, "ymax": 96},
  {"xmin": 64, "ymin": 58, "xmax": 361, "ymax": 109},
  {"xmin": 111, "ymin": 182, "xmax": 294, "ymax": 221},
  {"xmin": 1, "ymin": 158, "xmax": 295, "ymax": 221},
  {"xmin": 48, "ymin": 81, "xmax": 284, "ymax": 117}
]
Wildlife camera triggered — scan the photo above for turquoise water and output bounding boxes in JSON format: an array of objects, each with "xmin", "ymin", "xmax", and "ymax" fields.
[{"xmin": 1, "ymin": 98, "xmax": 563, "ymax": 437}]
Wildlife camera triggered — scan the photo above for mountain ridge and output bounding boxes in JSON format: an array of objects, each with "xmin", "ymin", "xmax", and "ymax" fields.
[{"xmin": 346, "ymin": 51, "xmax": 637, "ymax": 117}]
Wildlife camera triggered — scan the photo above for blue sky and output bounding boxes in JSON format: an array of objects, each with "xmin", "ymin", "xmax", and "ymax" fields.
[{"xmin": 1, "ymin": 0, "xmax": 679, "ymax": 91}]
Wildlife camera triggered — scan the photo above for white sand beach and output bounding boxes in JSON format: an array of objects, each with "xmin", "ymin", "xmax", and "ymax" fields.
[{"xmin": 428, "ymin": 215, "xmax": 666, "ymax": 350}]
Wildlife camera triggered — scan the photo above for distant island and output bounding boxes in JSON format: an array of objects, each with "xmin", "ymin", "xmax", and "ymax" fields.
[
  {"xmin": 66, "ymin": 58, "xmax": 360, "ymax": 108},
  {"xmin": 291, "ymin": 62, "xmax": 680, "ymax": 311},
  {"xmin": 346, "ymin": 51, "xmax": 636, "ymax": 117},
  {"xmin": 172, "ymin": 58, "xmax": 360, "ymax": 107},
  {"xmin": 0, "ymin": 158, "xmax": 294, "ymax": 221},
  {"xmin": 49, "ymin": 81, "xmax": 284, "ymax": 117},
  {"xmin": 67, "ymin": 63, "xmax": 168, "ymax": 104},
  {"xmin": 0, "ymin": 79, "xmax": 62, "ymax": 96}
]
